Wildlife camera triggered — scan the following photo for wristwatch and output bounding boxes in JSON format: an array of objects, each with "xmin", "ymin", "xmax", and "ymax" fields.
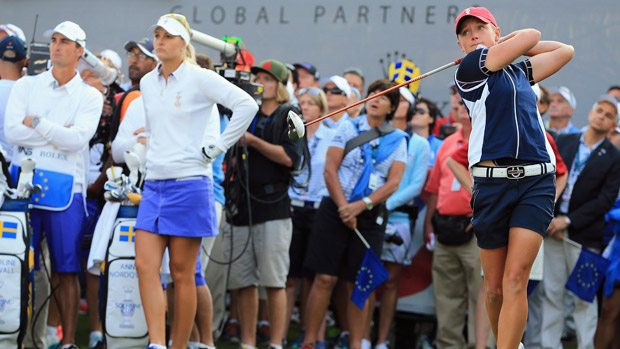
[
  {"xmin": 564, "ymin": 216, "xmax": 571, "ymax": 226},
  {"xmin": 32, "ymin": 116, "xmax": 40, "ymax": 129},
  {"xmin": 362, "ymin": 196, "xmax": 373, "ymax": 210}
]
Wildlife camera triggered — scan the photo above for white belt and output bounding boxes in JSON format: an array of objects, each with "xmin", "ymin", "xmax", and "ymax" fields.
[
  {"xmin": 472, "ymin": 163, "xmax": 555, "ymax": 179},
  {"xmin": 291, "ymin": 198, "xmax": 321, "ymax": 209}
]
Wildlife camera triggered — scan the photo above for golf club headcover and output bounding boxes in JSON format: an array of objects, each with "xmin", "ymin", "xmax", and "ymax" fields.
[
  {"xmin": 202, "ymin": 144, "xmax": 223, "ymax": 163},
  {"xmin": 17, "ymin": 157, "xmax": 36, "ymax": 196},
  {"xmin": 124, "ymin": 151, "xmax": 141, "ymax": 186},
  {"xmin": 287, "ymin": 110, "xmax": 305, "ymax": 140}
]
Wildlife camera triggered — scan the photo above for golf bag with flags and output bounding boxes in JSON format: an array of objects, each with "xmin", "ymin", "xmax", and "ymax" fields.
[
  {"xmin": 0, "ymin": 151, "xmax": 36, "ymax": 348},
  {"xmin": 94, "ymin": 144, "xmax": 149, "ymax": 348}
]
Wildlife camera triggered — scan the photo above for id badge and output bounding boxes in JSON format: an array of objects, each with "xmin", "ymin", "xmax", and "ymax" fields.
[{"xmin": 369, "ymin": 173, "xmax": 378, "ymax": 190}]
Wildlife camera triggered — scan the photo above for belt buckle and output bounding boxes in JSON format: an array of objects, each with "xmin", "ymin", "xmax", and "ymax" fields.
[{"xmin": 506, "ymin": 166, "xmax": 525, "ymax": 179}]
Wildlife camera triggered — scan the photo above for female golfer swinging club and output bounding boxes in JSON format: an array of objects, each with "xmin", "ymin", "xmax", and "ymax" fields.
[
  {"xmin": 134, "ymin": 13, "xmax": 258, "ymax": 349},
  {"xmin": 453, "ymin": 7, "xmax": 574, "ymax": 348}
]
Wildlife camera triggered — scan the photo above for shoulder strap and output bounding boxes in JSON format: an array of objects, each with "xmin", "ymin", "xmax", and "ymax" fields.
[{"xmin": 343, "ymin": 122, "xmax": 395, "ymax": 157}]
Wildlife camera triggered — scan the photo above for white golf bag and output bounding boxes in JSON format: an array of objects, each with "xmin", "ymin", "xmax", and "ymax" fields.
[
  {"xmin": 100, "ymin": 205, "xmax": 148, "ymax": 349},
  {"xmin": 0, "ymin": 199, "xmax": 33, "ymax": 349}
]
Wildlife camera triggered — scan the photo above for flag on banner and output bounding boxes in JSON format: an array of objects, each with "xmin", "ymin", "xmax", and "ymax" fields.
[
  {"xmin": 388, "ymin": 60, "xmax": 421, "ymax": 94},
  {"xmin": 565, "ymin": 247, "xmax": 610, "ymax": 302},
  {"xmin": 119, "ymin": 225, "xmax": 136, "ymax": 242},
  {"xmin": 351, "ymin": 248, "xmax": 390, "ymax": 309}
]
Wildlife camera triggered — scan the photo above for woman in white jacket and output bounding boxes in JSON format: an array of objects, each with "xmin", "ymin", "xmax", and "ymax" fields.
[{"xmin": 133, "ymin": 14, "xmax": 258, "ymax": 349}]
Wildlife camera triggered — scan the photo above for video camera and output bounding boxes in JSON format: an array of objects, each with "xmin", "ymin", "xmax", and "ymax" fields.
[{"xmin": 190, "ymin": 29, "xmax": 263, "ymax": 108}]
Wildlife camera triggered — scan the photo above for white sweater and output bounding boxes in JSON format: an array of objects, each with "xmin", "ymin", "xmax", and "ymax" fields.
[
  {"xmin": 140, "ymin": 62, "xmax": 258, "ymax": 180},
  {"xmin": 111, "ymin": 96, "xmax": 145, "ymax": 163}
]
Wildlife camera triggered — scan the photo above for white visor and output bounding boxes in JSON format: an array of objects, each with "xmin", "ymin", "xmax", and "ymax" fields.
[{"xmin": 149, "ymin": 16, "xmax": 190, "ymax": 44}]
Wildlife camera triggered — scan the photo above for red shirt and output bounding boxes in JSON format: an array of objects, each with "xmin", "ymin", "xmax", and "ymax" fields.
[
  {"xmin": 431, "ymin": 112, "xmax": 457, "ymax": 137},
  {"xmin": 424, "ymin": 128, "xmax": 472, "ymax": 216}
]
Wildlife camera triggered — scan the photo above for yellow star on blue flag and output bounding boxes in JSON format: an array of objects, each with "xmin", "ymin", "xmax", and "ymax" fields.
[
  {"xmin": 566, "ymin": 247, "xmax": 610, "ymax": 302},
  {"xmin": 351, "ymin": 249, "xmax": 390, "ymax": 309},
  {"xmin": 0, "ymin": 221, "xmax": 18, "ymax": 239},
  {"xmin": 119, "ymin": 225, "xmax": 136, "ymax": 242}
]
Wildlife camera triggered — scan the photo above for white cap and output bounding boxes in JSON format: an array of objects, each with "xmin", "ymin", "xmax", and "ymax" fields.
[
  {"xmin": 322, "ymin": 75, "xmax": 351, "ymax": 98},
  {"xmin": 549, "ymin": 86, "xmax": 577, "ymax": 110},
  {"xmin": 0, "ymin": 24, "xmax": 26, "ymax": 42},
  {"xmin": 149, "ymin": 16, "xmax": 190, "ymax": 44},
  {"xmin": 44, "ymin": 21, "xmax": 86, "ymax": 47},
  {"xmin": 101, "ymin": 49, "xmax": 122, "ymax": 70},
  {"xmin": 399, "ymin": 87, "xmax": 415, "ymax": 106}
]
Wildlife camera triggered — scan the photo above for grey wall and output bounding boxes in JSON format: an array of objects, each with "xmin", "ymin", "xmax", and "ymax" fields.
[{"xmin": 3, "ymin": 0, "xmax": 619, "ymax": 126}]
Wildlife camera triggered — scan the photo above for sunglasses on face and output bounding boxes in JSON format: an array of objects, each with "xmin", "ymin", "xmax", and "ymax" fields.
[
  {"xmin": 299, "ymin": 88, "xmax": 322, "ymax": 96},
  {"xmin": 323, "ymin": 87, "xmax": 345, "ymax": 95},
  {"xmin": 127, "ymin": 51, "xmax": 149, "ymax": 60},
  {"xmin": 414, "ymin": 108, "xmax": 428, "ymax": 115}
]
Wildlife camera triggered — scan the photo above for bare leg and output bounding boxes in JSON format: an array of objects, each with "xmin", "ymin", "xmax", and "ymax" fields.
[
  {"xmin": 196, "ymin": 285, "xmax": 215, "ymax": 346},
  {"xmin": 55, "ymin": 272, "xmax": 80, "ymax": 346},
  {"xmin": 86, "ymin": 272, "xmax": 102, "ymax": 333},
  {"xmin": 376, "ymin": 262, "xmax": 403, "ymax": 345},
  {"xmin": 267, "ymin": 287, "xmax": 287, "ymax": 347},
  {"xmin": 239, "ymin": 286, "xmax": 259, "ymax": 347},
  {"xmin": 168, "ymin": 236, "xmax": 202, "ymax": 349},
  {"xmin": 475, "ymin": 276, "xmax": 491, "ymax": 349},
  {"xmin": 304, "ymin": 274, "xmax": 337, "ymax": 344},
  {"xmin": 347, "ymin": 281, "xmax": 370, "ymax": 349},
  {"xmin": 135, "ymin": 229, "xmax": 169, "ymax": 345},
  {"xmin": 594, "ymin": 288, "xmax": 620, "ymax": 348},
  {"xmin": 284, "ymin": 276, "xmax": 299, "ymax": 341}
]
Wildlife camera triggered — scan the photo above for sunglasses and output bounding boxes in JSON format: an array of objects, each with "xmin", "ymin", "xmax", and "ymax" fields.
[
  {"xmin": 299, "ymin": 88, "xmax": 322, "ymax": 96},
  {"xmin": 323, "ymin": 87, "xmax": 345, "ymax": 95},
  {"xmin": 127, "ymin": 51, "xmax": 149, "ymax": 60},
  {"xmin": 414, "ymin": 108, "xmax": 428, "ymax": 114}
]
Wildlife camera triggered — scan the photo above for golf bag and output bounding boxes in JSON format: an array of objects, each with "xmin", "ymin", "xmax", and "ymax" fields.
[
  {"xmin": 0, "ymin": 199, "xmax": 34, "ymax": 348},
  {"xmin": 100, "ymin": 205, "xmax": 148, "ymax": 348}
]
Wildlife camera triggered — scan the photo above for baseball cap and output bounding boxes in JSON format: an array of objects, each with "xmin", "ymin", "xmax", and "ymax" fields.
[
  {"xmin": 321, "ymin": 75, "xmax": 352, "ymax": 98},
  {"xmin": 100, "ymin": 49, "xmax": 122, "ymax": 69},
  {"xmin": 44, "ymin": 21, "xmax": 86, "ymax": 47},
  {"xmin": 251, "ymin": 59, "xmax": 289, "ymax": 84},
  {"xmin": 549, "ymin": 86, "xmax": 577, "ymax": 110},
  {"xmin": 595, "ymin": 94, "xmax": 620, "ymax": 121},
  {"xmin": 293, "ymin": 63, "xmax": 320, "ymax": 80},
  {"xmin": 0, "ymin": 24, "xmax": 26, "ymax": 42},
  {"xmin": 124, "ymin": 38, "xmax": 158, "ymax": 61},
  {"xmin": 455, "ymin": 7, "xmax": 498, "ymax": 35},
  {"xmin": 0, "ymin": 36, "xmax": 27, "ymax": 62},
  {"xmin": 149, "ymin": 14, "xmax": 190, "ymax": 44},
  {"xmin": 343, "ymin": 67, "xmax": 364, "ymax": 79}
]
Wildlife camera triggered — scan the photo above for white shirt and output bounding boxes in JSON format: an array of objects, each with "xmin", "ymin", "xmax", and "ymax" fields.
[
  {"xmin": 0, "ymin": 79, "xmax": 16, "ymax": 162},
  {"xmin": 4, "ymin": 69, "xmax": 103, "ymax": 191},
  {"xmin": 140, "ymin": 62, "xmax": 258, "ymax": 180},
  {"xmin": 111, "ymin": 96, "xmax": 145, "ymax": 163}
]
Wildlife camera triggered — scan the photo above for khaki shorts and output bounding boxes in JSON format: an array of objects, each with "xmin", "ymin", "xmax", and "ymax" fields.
[{"xmin": 222, "ymin": 218, "xmax": 292, "ymax": 289}]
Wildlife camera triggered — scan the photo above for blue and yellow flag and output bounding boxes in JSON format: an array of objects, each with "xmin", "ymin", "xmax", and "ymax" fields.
[
  {"xmin": 0, "ymin": 221, "xmax": 18, "ymax": 239},
  {"xmin": 10, "ymin": 166, "xmax": 73, "ymax": 209},
  {"xmin": 351, "ymin": 249, "xmax": 390, "ymax": 309},
  {"xmin": 388, "ymin": 60, "xmax": 421, "ymax": 94},
  {"xmin": 119, "ymin": 225, "xmax": 136, "ymax": 243},
  {"xmin": 566, "ymin": 247, "xmax": 610, "ymax": 302}
]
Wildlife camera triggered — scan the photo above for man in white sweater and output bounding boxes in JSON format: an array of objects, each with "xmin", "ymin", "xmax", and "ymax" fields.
[{"xmin": 4, "ymin": 21, "xmax": 103, "ymax": 349}]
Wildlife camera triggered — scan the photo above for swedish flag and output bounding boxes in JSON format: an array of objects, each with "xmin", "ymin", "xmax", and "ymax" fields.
[
  {"xmin": 351, "ymin": 249, "xmax": 390, "ymax": 309},
  {"xmin": 119, "ymin": 225, "xmax": 136, "ymax": 243},
  {"xmin": 0, "ymin": 221, "xmax": 18, "ymax": 239},
  {"xmin": 388, "ymin": 60, "xmax": 421, "ymax": 94},
  {"xmin": 566, "ymin": 247, "xmax": 611, "ymax": 302}
]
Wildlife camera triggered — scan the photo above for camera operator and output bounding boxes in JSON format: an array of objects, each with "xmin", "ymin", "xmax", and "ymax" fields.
[
  {"xmin": 0, "ymin": 35, "xmax": 27, "ymax": 162},
  {"xmin": 222, "ymin": 59, "xmax": 304, "ymax": 349},
  {"xmin": 4, "ymin": 21, "xmax": 104, "ymax": 349}
]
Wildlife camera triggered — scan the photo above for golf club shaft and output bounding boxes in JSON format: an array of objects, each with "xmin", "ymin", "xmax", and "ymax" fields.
[{"xmin": 306, "ymin": 58, "xmax": 463, "ymax": 127}]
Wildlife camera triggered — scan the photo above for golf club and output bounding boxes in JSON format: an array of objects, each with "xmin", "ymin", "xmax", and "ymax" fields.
[{"xmin": 287, "ymin": 58, "xmax": 463, "ymax": 139}]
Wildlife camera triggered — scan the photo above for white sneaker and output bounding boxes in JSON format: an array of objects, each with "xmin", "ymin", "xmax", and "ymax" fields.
[{"xmin": 518, "ymin": 343, "xmax": 525, "ymax": 349}]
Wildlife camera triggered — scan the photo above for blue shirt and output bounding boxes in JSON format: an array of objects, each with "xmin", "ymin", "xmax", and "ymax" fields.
[
  {"xmin": 455, "ymin": 45, "xmax": 554, "ymax": 167},
  {"xmin": 330, "ymin": 115, "xmax": 407, "ymax": 200},
  {"xmin": 559, "ymin": 133, "xmax": 604, "ymax": 214},
  {"xmin": 427, "ymin": 134, "xmax": 443, "ymax": 168},
  {"xmin": 386, "ymin": 133, "xmax": 430, "ymax": 223},
  {"xmin": 212, "ymin": 114, "xmax": 229, "ymax": 205}
]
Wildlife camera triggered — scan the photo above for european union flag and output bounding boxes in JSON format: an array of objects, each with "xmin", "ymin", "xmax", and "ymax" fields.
[
  {"xmin": 566, "ymin": 247, "xmax": 611, "ymax": 302},
  {"xmin": 0, "ymin": 221, "xmax": 18, "ymax": 239},
  {"xmin": 351, "ymin": 249, "xmax": 390, "ymax": 309},
  {"xmin": 119, "ymin": 225, "xmax": 136, "ymax": 242},
  {"xmin": 10, "ymin": 165, "xmax": 73, "ymax": 208}
]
